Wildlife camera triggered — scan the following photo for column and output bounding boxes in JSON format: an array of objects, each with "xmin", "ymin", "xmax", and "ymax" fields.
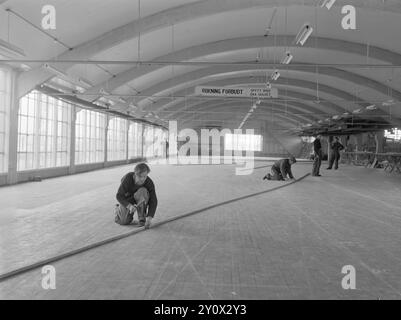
[
  {"xmin": 126, "ymin": 119, "xmax": 129, "ymax": 163},
  {"xmin": 7, "ymin": 71, "xmax": 19, "ymax": 185},
  {"xmin": 69, "ymin": 106, "xmax": 77, "ymax": 174}
]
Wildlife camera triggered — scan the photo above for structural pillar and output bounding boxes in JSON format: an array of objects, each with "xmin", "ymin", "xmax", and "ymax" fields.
[
  {"xmin": 126, "ymin": 119, "xmax": 129, "ymax": 164},
  {"xmin": 7, "ymin": 70, "xmax": 20, "ymax": 185},
  {"xmin": 327, "ymin": 136, "xmax": 333, "ymax": 164},
  {"xmin": 375, "ymin": 131, "xmax": 385, "ymax": 153},
  {"xmin": 69, "ymin": 106, "xmax": 77, "ymax": 174},
  {"xmin": 104, "ymin": 114, "xmax": 109, "ymax": 167}
]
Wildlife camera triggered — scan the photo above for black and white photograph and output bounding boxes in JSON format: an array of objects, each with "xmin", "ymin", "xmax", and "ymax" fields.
[{"xmin": 0, "ymin": 0, "xmax": 401, "ymax": 305}]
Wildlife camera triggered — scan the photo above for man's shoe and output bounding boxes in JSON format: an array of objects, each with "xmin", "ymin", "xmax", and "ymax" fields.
[
  {"xmin": 317, "ymin": 174, "xmax": 322, "ymax": 177},
  {"xmin": 138, "ymin": 221, "xmax": 145, "ymax": 227},
  {"xmin": 326, "ymin": 167, "xmax": 332, "ymax": 170},
  {"xmin": 266, "ymin": 173, "xmax": 271, "ymax": 180},
  {"xmin": 262, "ymin": 175, "xmax": 267, "ymax": 180}
]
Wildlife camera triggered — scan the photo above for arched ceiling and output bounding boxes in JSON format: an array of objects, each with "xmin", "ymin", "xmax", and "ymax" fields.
[{"xmin": 1, "ymin": 0, "xmax": 400, "ymax": 133}]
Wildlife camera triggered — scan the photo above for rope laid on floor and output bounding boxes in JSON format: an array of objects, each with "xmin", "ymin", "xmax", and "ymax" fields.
[{"xmin": 0, "ymin": 173, "xmax": 310, "ymax": 282}]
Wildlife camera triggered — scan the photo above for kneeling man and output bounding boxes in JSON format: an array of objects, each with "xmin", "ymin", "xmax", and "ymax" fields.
[
  {"xmin": 263, "ymin": 156, "xmax": 297, "ymax": 181},
  {"xmin": 115, "ymin": 163, "xmax": 158, "ymax": 229}
]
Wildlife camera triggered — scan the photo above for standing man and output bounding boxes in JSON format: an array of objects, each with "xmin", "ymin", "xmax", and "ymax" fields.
[
  {"xmin": 327, "ymin": 136, "xmax": 345, "ymax": 170},
  {"xmin": 263, "ymin": 156, "xmax": 297, "ymax": 181},
  {"xmin": 312, "ymin": 135, "xmax": 323, "ymax": 177},
  {"xmin": 115, "ymin": 163, "xmax": 158, "ymax": 229}
]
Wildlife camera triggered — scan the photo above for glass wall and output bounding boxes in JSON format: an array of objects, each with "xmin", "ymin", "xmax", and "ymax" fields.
[
  {"xmin": 153, "ymin": 127, "xmax": 165, "ymax": 158},
  {"xmin": 107, "ymin": 117, "xmax": 127, "ymax": 161},
  {"xmin": 0, "ymin": 67, "xmax": 11, "ymax": 173},
  {"xmin": 75, "ymin": 108, "xmax": 106, "ymax": 164},
  {"xmin": 15, "ymin": 89, "xmax": 167, "ymax": 172},
  {"xmin": 142, "ymin": 125, "xmax": 167, "ymax": 158},
  {"xmin": 143, "ymin": 125, "xmax": 154, "ymax": 158},
  {"xmin": 17, "ymin": 91, "xmax": 71, "ymax": 171},
  {"xmin": 128, "ymin": 122, "xmax": 143, "ymax": 159}
]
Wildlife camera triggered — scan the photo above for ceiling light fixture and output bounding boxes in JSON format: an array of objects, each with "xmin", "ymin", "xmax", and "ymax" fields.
[
  {"xmin": 366, "ymin": 104, "xmax": 377, "ymax": 110},
  {"xmin": 320, "ymin": 0, "xmax": 337, "ymax": 10},
  {"xmin": 99, "ymin": 88, "xmax": 111, "ymax": 96},
  {"xmin": 382, "ymin": 99, "xmax": 395, "ymax": 106},
  {"xmin": 42, "ymin": 63, "xmax": 68, "ymax": 78},
  {"xmin": 264, "ymin": 7, "xmax": 278, "ymax": 37},
  {"xmin": 78, "ymin": 78, "xmax": 93, "ymax": 88},
  {"xmin": 281, "ymin": 51, "xmax": 293, "ymax": 65},
  {"xmin": 295, "ymin": 24, "xmax": 314, "ymax": 46},
  {"xmin": 353, "ymin": 108, "xmax": 363, "ymax": 114},
  {"xmin": 271, "ymin": 70, "xmax": 280, "ymax": 81}
]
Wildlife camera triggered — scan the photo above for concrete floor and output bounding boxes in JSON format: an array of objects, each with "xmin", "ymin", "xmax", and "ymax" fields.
[{"xmin": 0, "ymin": 161, "xmax": 401, "ymax": 299}]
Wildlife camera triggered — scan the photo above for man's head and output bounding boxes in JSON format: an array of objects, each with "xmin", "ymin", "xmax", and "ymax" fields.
[
  {"xmin": 316, "ymin": 134, "xmax": 322, "ymax": 140},
  {"xmin": 134, "ymin": 163, "xmax": 150, "ymax": 186},
  {"xmin": 335, "ymin": 136, "xmax": 340, "ymax": 141},
  {"xmin": 289, "ymin": 156, "xmax": 297, "ymax": 165}
]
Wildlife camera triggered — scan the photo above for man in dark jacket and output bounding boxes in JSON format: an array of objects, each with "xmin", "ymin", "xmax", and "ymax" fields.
[
  {"xmin": 327, "ymin": 136, "xmax": 344, "ymax": 170},
  {"xmin": 263, "ymin": 156, "xmax": 297, "ymax": 181},
  {"xmin": 115, "ymin": 163, "xmax": 158, "ymax": 228},
  {"xmin": 312, "ymin": 135, "xmax": 323, "ymax": 177}
]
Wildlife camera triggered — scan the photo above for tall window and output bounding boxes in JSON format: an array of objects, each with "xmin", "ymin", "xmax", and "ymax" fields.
[
  {"xmin": 143, "ymin": 126, "xmax": 167, "ymax": 158},
  {"xmin": 75, "ymin": 109, "xmax": 105, "ymax": 164},
  {"xmin": 0, "ymin": 67, "xmax": 11, "ymax": 173},
  {"xmin": 143, "ymin": 125, "xmax": 155, "ymax": 158},
  {"xmin": 225, "ymin": 133, "xmax": 262, "ymax": 152},
  {"xmin": 153, "ymin": 127, "xmax": 165, "ymax": 158},
  {"xmin": 17, "ymin": 91, "xmax": 71, "ymax": 171},
  {"xmin": 107, "ymin": 117, "xmax": 127, "ymax": 161},
  {"xmin": 128, "ymin": 122, "xmax": 143, "ymax": 159}
]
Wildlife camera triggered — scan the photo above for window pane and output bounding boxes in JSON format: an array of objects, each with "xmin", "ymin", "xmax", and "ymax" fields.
[
  {"xmin": 18, "ymin": 153, "xmax": 26, "ymax": 171},
  {"xmin": 0, "ymin": 132, "xmax": 4, "ymax": 152}
]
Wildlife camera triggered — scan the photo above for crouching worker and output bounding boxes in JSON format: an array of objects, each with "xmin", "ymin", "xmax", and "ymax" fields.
[
  {"xmin": 115, "ymin": 163, "xmax": 158, "ymax": 229},
  {"xmin": 263, "ymin": 156, "xmax": 297, "ymax": 181}
]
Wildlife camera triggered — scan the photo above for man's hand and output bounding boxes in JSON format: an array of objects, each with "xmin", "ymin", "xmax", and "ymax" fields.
[
  {"xmin": 127, "ymin": 204, "xmax": 137, "ymax": 214},
  {"xmin": 145, "ymin": 216, "xmax": 153, "ymax": 229}
]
